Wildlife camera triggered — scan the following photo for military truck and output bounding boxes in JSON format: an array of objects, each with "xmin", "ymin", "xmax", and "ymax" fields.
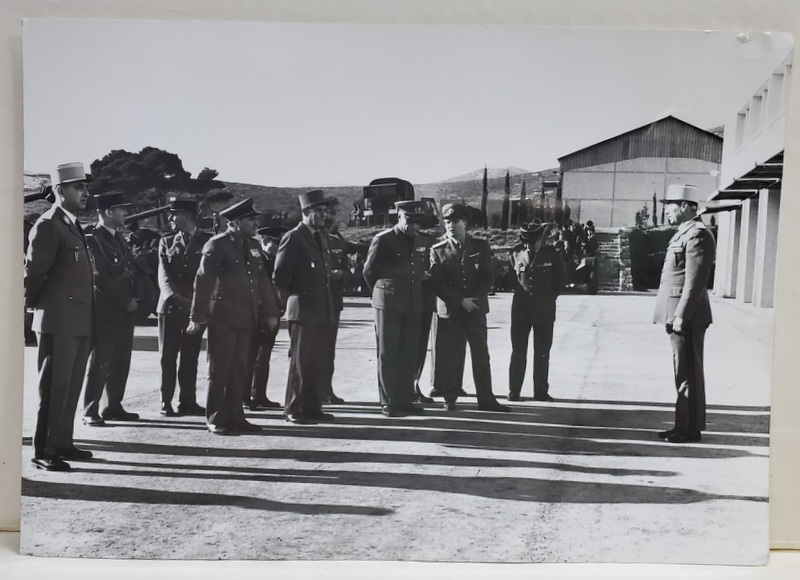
[{"xmin": 361, "ymin": 177, "xmax": 439, "ymax": 228}]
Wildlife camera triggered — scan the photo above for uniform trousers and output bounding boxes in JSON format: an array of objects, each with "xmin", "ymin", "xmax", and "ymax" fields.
[
  {"xmin": 158, "ymin": 310, "xmax": 204, "ymax": 408},
  {"xmin": 35, "ymin": 333, "xmax": 92, "ymax": 458},
  {"xmin": 434, "ymin": 313, "xmax": 496, "ymax": 406},
  {"xmin": 83, "ymin": 318, "xmax": 135, "ymax": 417},
  {"xmin": 374, "ymin": 309, "xmax": 421, "ymax": 409},
  {"xmin": 206, "ymin": 323, "xmax": 252, "ymax": 429},
  {"xmin": 508, "ymin": 292, "xmax": 555, "ymax": 398},
  {"xmin": 668, "ymin": 323, "xmax": 707, "ymax": 434},
  {"xmin": 246, "ymin": 324, "xmax": 280, "ymax": 403},
  {"xmin": 284, "ymin": 321, "xmax": 336, "ymax": 417},
  {"xmin": 318, "ymin": 316, "xmax": 341, "ymax": 399}
]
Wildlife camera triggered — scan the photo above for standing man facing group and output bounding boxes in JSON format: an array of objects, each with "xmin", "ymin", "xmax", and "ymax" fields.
[
  {"xmin": 653, "ymin": 184, "xmax": 716, "ymax": 444},
  {"xmin": 363, "ymin": 200, "xmax": 430, "ymax": 417},
  {"xmin": 273, "ymin": 190, "xmax": 340, "ymax": 424},
  {"xmin": 25, "ymin": 162, "xmax": 95, "ymax": 470},
  {"xmin": 188, "ymin": 198, "xmax": 281, "ymax": 435},
  {"xmin": 156, "ymin": 197, "xmax": 210, "ymax": 417},
  {"xmin": 507, "ymin": 218, "xmax": 566, "ymax": 402}
]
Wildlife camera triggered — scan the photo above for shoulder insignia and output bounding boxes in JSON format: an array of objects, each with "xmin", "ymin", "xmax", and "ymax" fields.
[
  {"xmin": 376, "ymin": 228, "xmax": 393, "ymax": 238},
  {"xmin": 432, "ymin": 240, "xmax": 448, "ymax": 249}
]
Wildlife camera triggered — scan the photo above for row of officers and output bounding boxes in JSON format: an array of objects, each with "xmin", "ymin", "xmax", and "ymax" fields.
[
  {"xmin": 25, "ymin": 163, "xmax": 713, "ymax": 472},
  {"xmin": 24, "ymin": 162, "xmax": 563, "ymax": 471}
]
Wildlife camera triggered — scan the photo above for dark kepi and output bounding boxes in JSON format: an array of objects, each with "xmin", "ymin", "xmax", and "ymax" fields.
[{"xmin": 219, "ymin": 197, "xmax": 259, "ymax": 220}]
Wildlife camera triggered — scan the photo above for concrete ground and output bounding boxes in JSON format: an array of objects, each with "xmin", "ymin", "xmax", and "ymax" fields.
[{"xmin": 19, "ymin": 293, "xmax": 772, "ymax": 564}]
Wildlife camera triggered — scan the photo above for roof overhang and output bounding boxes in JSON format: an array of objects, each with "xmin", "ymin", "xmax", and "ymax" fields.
[{"xmin": 709, "ymin": 151, "xmax": 784, "ymax": 202}]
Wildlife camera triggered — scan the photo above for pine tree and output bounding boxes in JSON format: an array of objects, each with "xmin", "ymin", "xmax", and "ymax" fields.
[
  {"xmin": 480, "ymin": 166, "xmax": 489, "ymax": 228},
  {"xmin": 501, "ymin": 170, "xmax": 511, "ymax": 231}
]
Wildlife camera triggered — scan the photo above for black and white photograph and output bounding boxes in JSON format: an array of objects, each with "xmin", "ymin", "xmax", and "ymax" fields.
[{"xmin": 20, "ymin": 19, "xmax": 792, "ymax": 564}]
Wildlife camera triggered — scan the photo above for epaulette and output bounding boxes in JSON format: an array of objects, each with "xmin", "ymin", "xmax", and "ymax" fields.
[
  {"xmin": 694, "ymin": 220, "xmax": 708, "ymax": 230},
  {"xmin": 376, "ymin": 228, "xmax": 394, "ymax": 237},
  {"xmin": 209, "ymin": 231, "xmax": 229, "ymax": 242},
  {"xmin": 432, "ymin": 239, "xmax": 448, "ymax": 249},
  {"xmin": 511, "ymin": 243, "xmax": 526, "ymax": 252}
]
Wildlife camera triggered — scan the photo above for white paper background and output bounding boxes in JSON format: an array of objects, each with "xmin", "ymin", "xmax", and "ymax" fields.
[{"xmin": 2, "ymin": 1, "xmax": 799, "ymax": 578}]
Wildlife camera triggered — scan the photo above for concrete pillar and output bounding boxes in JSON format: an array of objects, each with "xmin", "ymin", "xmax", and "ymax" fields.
[
  {"xmin": 736, "ymin": 197, "xmax": 759, "ymax": 304},
  {"xmin": 753, "ymin": 188, "xmax": 781, "ymax": 308},
  {"xmin": 712, "ymin": 209, "xmax": 740, "ymax": 298}
]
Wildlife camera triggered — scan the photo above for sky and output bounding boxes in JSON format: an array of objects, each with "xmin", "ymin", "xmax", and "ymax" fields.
[{"xmin": 23, "ymin": 20, "xmax": 793, "ymax": 187}]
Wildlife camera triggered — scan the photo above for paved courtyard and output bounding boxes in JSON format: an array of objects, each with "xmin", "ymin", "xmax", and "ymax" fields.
[{"xmin": 18, "ymin": 293, "xmax": 772, "ymax": 564}]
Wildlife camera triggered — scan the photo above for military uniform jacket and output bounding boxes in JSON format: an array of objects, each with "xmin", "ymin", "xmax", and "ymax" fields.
[
  {"xmin": 157, "ymin": 229, "xmax": 212, "ymax": 314},
  {"xmin": 653, "ymin": 217, "xmax": 716, "ymax": 327},
  {"xmin": 190, "ymin": 230, "xmax": 280, "ymax": 329},
  {"xmin": 509, "ymin": 244, "xmax": 566, "ymax": 324},
  {"xmin": 273, "ymin": 223, "xmax": 337, "ymax": 323},
  {"xmin": 363, "ymin": 226, "xmax": 429, "ymax": 315},
  {"xmin": 24, "ymin": 206, "xmax": 94, "ymax": 336},
  {"xmin": 430, "ymin": 235, "xmax": 493, "ymax": 318},
  {"xmin": 85, "ymin": 225, "xmax": 139, "ymax": 323}
]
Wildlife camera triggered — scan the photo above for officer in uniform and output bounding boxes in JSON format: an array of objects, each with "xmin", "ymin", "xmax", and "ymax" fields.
[
  {"xmin": 25, "ymin": 162, "xmax": 95, "ymax": 470},
  {"xmin": 156, "ymin": 197, "xmax": 211, "ymax": 417},
  {"xmin": 430, "ymin": 204, "xmax": 510, "ymax": 412},
  {"xmin": 245, "ymin": 225, "xmax": 287, "ymax": 411},
  {"xmin": 82, "ymin": 192, "xmax": 142, "ymax": 426},
  {"xmin": 320, "ymin": 197, "xmax": 352, "ymax": 405},
  {"xmin": 508, "ymin": 218, "xmax": 566, "ymax": 402},
  {"xmin": 188, "ymin": 197, "xmax": 281, "ymax": 435},
  {"xmin": 653, "ymin": 184, "xmax": 716, "ymax": 444},
  {"xmin": 363, "ymin": 200, "xmax": 429, "ymax": 417},
  {"xmin": 273, "ymin": 190, "xmax": 340, "ymax": 424}
]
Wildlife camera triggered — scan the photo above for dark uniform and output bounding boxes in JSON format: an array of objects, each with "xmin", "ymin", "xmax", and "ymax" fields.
[
  {"xmin": 273, "ymin": 193, "xmax": 338, "ymax": 422},
  {"xmin": 653, "ymin": 211, "xmax": 715, "ymax": 441},
  {"xmin": 319, "ymin": 230, "xmax": 353, "ymax": 401},
  {"xmin": 25, "ymin": 165, "xmax": 95, "ymax": 469},
  {"xmin": 508, "ymin": 222, "xmax": 566, "ymax": 401},
  {"xmin": 245, "ymin": 226, "xmax": 286, "ymax": 409},
  {"xmin": 82, "ymin": 195, "xmax": 141, "ymax": 423},
  {"xmin": 363, "ymin": 203, "xmax": 429, "ymax": 414},
  {"xmin": 157, "ymin": 216, "xmax": 212, "ymax": 415},
  {"xmin": 190, "ymin": 199, "xmax": 281, "ymax": 432},
  {"xmin": 430, "ymin": 230, "xmax": 508, "ymax": 411}
]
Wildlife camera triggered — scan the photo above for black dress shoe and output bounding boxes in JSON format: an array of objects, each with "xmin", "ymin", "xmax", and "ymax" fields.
[
  {"xmin": 31, "ymin": 457, "xmax": 71, "ymax": 471},
  {"xmin": 236, "ymin": 421, "xmax": 263, "ymax": 433},
  {"xmin": 666, "ymin": 431, "xmax": 701, "ymax": 444},
  {"xmin": 400, "ymin": 404, "xmax": 425, "ymax": 416},
  {"xmin": 456, "ymin": 388, "xmax": 471, "ymax": 397},
  {"xmin": 160, "ymin": 402, "xmax": 176, "ymax": 417},
  {"xmin": 507, "ymin": 392, "xmax": 520, "ymax": 401},
  {"xmin": 250, "ymin": 398, "xmax": 281, "ymax": 410},
  {"xmin": 532, "ymin": 394, "xmax": 555, "ymax": 402},
  {"xmin": 322, "ymin": 394, "xmax": 345, "ymax": 405},
  {"xmin": 82, "ymin": 415, "xmax": 106, "ymax": 427},
  {"xmin": 381, "ymin": 406, "xmax": 398, "ymax": 417},
  {"xmin": 479, "ymin": 402, "xmax": 512, "ymax": 412},
  {"xmin": 444, "ymin": 401, "xmax": 457, "ymax": 411},
  {"xmin": 285, "ymin": 413, "xmax": 317, "ymax": 425},
  {"xmin": 413, "ymin": 391, "xmax": 434, "ymax": 404},
  {"xmin": 56, "ymin": 446, "xmax": 93, "ymax": 461},
  {"xmin": 309, "ymin": 412, "xmax": 335, "ymax": 422},
  {"xmin": 177, "ymin": 403, "xmax": 206, "ymax": 417},
  {"xmin": 101, "ymin": 409, "xmax": 140, "ymax": 421},
  {"xmin": 657, "ymin": 428, "xmax": 678, "ymax": 440},
  {"xmin": 428, "ymin": 388, "xmax": 443, "ymax": 398},
  {"xmin": 207, "ymin": 424, "xmax": 237, "ymax": 435}
]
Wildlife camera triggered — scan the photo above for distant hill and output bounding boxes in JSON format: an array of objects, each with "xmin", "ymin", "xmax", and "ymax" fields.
[{"xmin": 23, "ymin": 166, "xmax": 561, "ymax": 228}]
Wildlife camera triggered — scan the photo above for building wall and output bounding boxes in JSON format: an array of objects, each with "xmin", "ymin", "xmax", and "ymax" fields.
[{"xmin": 562, "ymin": 156, "xmax": 720, "ymax": 227}]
